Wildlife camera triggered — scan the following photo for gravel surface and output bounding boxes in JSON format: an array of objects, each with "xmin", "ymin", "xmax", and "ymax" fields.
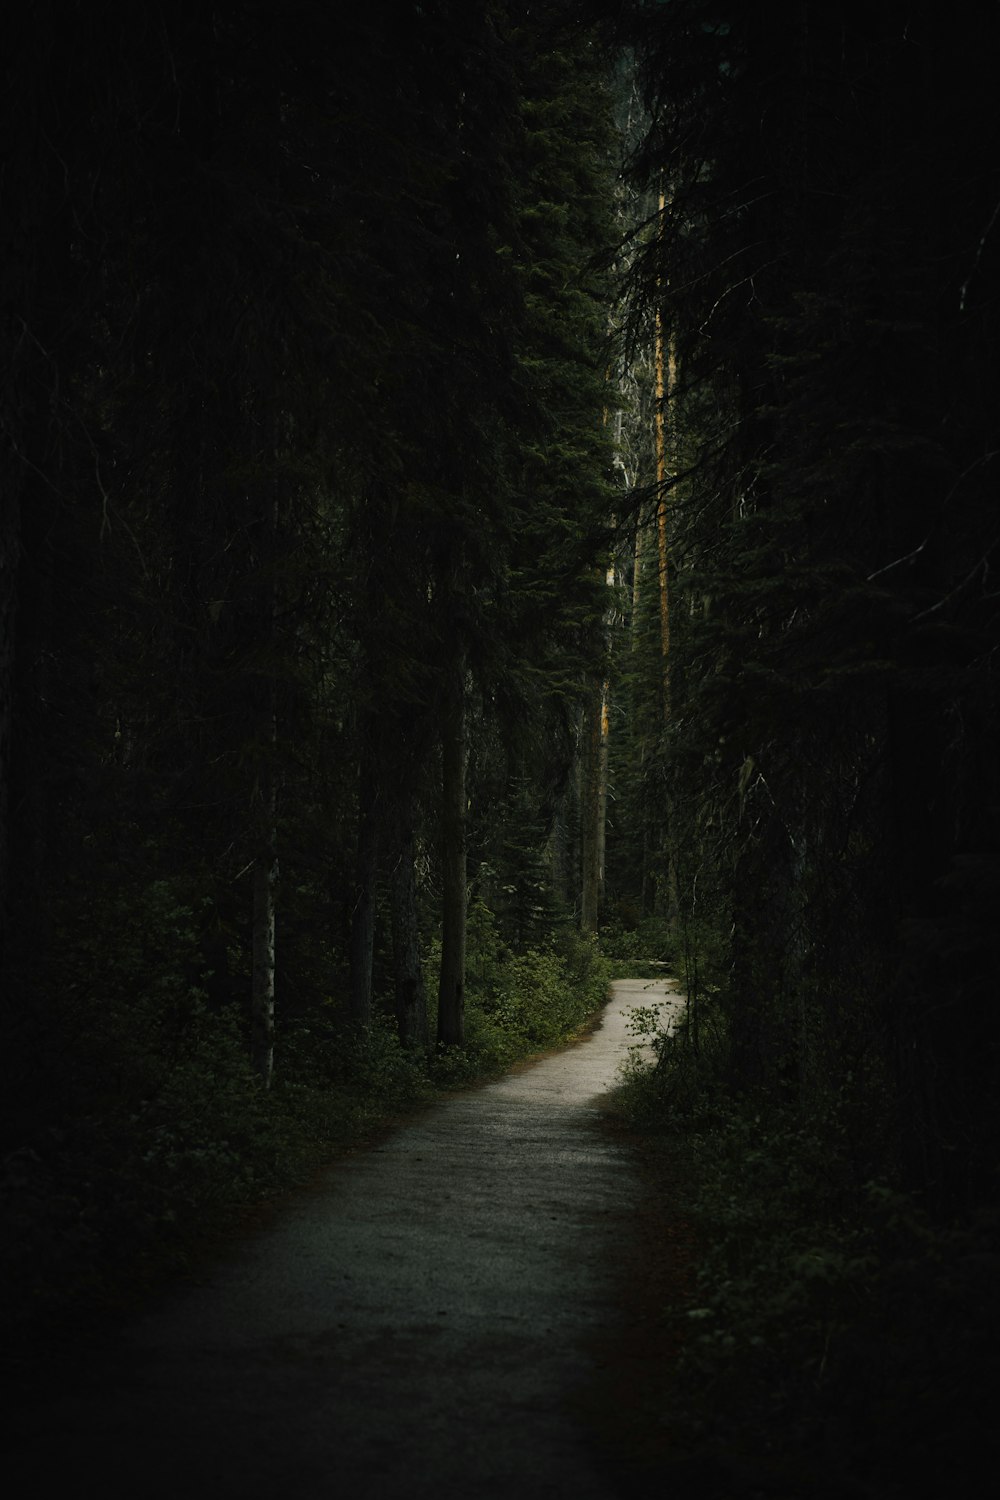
[{"xmin": 9, "ymin": 977, "xmax": 682, "ymax": 1500}]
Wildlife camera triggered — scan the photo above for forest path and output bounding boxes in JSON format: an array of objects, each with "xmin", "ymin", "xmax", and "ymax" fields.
[{"xmin": 10, "ymin": 977, "xmax": 683, "ymax": 1500}]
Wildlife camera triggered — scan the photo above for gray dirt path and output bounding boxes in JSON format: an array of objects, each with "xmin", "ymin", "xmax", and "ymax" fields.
[{"xmin": 9, "ymin": 977, "xmax": 682, "ymax": 1500}]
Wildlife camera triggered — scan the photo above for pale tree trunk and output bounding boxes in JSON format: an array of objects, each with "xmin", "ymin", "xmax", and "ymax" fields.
[{"xmin": 437, "ymin": 657, "xmax": 466, "ymax": 1047}]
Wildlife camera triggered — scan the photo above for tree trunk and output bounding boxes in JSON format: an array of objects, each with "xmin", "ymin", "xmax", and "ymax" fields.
[
  {"xmin": 654, "ymin": 228, "xmax": 673, "ymax": 723},
  {"xmin": 597, "ymin": 680, "xmax": 610, "ymax": 909},
  {"xmin": 0, "ymin": 491, "xmax": 18, "ymax": 948},
  {"xmin": 349, "ymin": 713, "xmax": 378, "ymax": 1029},
  {"xmin": 631, "ymin": 515, "xmax": 645, "ymax": 645},
  {"xmin": 654, "ymin": 196, "xmax": 679, "ymax": 921},
  {"xmin": 390, "ymin": 810, "xmax": 429, "ymax": 1050},
  {"xmin": 251, "ymin": 483, "xmax": 279, "ymax": 1087},
  {"xmin": 251, "ymin": 820, "xmax": 277, "ymax": 1088},
  {"xmin": 437, "ymin": 662, "xmax": 467, "ymax": 1047},
  {"xmin": 547, "ymin": 778, "xmax": 577, "ymax": 913},
  {"xmin": 580, "ymin": 682, "xmax": 603, "ymax": 935}
]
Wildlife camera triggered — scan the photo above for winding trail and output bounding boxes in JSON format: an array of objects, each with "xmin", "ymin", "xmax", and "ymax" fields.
[{"xmin": 11, "ymin": 977, "xmax": 682, "ymax": 1499}]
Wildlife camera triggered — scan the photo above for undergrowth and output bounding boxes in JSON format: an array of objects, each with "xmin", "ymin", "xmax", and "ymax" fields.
[
  {"xmin": 428, "ymin": 902, "xmax": 611, "ymax": 1084},
  {"xmin": 1, "ymin": 886, "xmax": 610, "ymax": 1343},
  {"xmin": 609, "ymin": 962, "xmax": 1000, "ymax": 1498}
]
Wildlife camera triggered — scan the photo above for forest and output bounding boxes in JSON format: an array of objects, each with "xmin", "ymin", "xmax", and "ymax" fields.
[{"xmin": 2, "ymin": 0, "xmax": 998, "ymax": 1493}]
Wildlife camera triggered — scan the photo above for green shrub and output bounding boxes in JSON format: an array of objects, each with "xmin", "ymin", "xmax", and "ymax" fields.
[
  {"xmin": 428, "ymin": 910, "xmax": 611, "ymax": 1083},
  {"xmin": 482, "ymin": 933, "xmax": 610, "ymax": 1049}
]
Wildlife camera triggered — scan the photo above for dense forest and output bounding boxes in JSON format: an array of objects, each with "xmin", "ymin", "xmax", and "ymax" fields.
[
  {"xmin": 602, "ymin": 3, "xmax": 1000, "ymax": 1490},
  {"xmin": 3, "ymin": 0, "xmax": 998, "ymax": 1491}
]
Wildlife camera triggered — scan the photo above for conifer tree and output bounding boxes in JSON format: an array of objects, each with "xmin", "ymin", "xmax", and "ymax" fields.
[{"xmin": 599, "ymin": 0, "xmax": 1000, "ymax": 1211}]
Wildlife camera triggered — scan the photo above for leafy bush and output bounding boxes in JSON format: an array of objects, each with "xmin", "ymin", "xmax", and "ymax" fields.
[{"xmin": 428, "ymin": 910, "xmax": 611, "ymax": 1084}]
